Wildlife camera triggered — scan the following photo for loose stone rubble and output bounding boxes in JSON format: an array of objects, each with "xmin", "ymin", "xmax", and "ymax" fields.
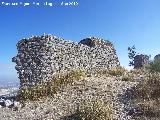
[{"xmin": 12, "ymin": 34, "xmax": 120, "ymax": 87}]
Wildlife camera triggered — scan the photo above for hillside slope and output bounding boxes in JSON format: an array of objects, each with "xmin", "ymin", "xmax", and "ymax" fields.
[{"xmin": 0, "ymin": 76, "xmax": 138, "ymax": 120}]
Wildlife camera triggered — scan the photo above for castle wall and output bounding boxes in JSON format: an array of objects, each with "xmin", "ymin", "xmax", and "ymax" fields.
[
  {"xmin": 12, "ymin": 34, "xmax": 120, "ymax": 87},
  {"xmin": 154, "ymin": 54, "xmax": 160, "ymax": 61},
  {"xmin": 134, "ymin": 54, "xmax": 149, "ymax": 69}
]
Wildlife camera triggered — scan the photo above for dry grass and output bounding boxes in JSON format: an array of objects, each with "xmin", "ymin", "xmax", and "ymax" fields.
[
  {"xmin": 121, "ymin": 74, "xmax": 133, "ymax": 81},
  {"xmin": 134, "ymin": 72, "xmax": 160, "ymax": 100},
  {"xmin": 132, "ymin": 71, "xmax": 160, "ymax": 119},
  {"xmin": 64, "ymin": 99, "xmax": 114, "ymax": 120},
  {"xmin": 16, "ymin": 66, "xmax": 160, "ymax": 119},
  {"xmin": 129, "ymin": 68, "xmax": 149, "ymax": 76},
  {"xmin": 120, "ymin": 68, "xmax": 150, "ymax": 82},
  {"xmin": 96, "ymin": 67, "xmax": 127, "ymax": 77},
  {"xmin": 95, "ymin": 67, "xmax": 139, "ymax": 82},
  {"xmin": 17, "ymin": 69, "xmax": 86, "ymax": 102},
  {"xmin": 108, "ymin": 67, "xmax": 127, "ymax": 76}
]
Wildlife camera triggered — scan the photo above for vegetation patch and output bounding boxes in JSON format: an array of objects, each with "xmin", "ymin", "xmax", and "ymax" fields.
[
  {"xmin": 134, "ymin": 72, "xmax": 160, "ymax": 100},
  {"xmin": 17, "ymin": 69, "xmax": 86, "ymax": 102},
  {"xmin": 64, "ymin": 99, "xmax": 114, "ymax": 120},
  {"xmin": 149, "ymin": 59, "xmax": 160, "ymax": 73},
  {"xmin": 132, "ymin": 71, "xmax": 160, "ymax": 119},
  {"xmin": 96, "ymin": 67, "xmax": 127, "ymax": 77}
]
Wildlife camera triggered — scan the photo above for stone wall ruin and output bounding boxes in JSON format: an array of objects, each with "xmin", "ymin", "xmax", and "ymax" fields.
[
  {"xmin": 134, "ymin": 54, "xmax": 149, "ymax": 69},
  {"xmin": 154, "ymin": 54, "xmax": 160, "ymax": 61},
  {"xmin": 12, "ymin": 34, "xmax": 120, "ymax": 87}
]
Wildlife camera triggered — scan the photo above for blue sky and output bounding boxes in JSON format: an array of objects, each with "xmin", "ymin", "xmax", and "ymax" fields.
[{"xmin": 0, "ymin": 0, "xmax": 160, "ymax": 82}]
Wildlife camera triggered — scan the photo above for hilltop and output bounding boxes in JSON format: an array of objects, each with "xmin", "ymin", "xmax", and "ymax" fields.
[{"xmin": 0, "ymin": 68, "xmax": 160, "ymax": 120}]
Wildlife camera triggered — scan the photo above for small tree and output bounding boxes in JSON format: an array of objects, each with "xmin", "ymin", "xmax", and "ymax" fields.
[{"xmin": 128, "ymin": 45, "xmax": 137, "ymax": 66}]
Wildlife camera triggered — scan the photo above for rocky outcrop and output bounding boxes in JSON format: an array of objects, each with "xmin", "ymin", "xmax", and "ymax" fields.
[
  {"xmin": 12, "ymin": 34, "xmax": 120, "ymax": 87},
  {"xmin": 134, "ymin": 54, "xmax": 149, "ymax": 69},
  {"xmin": 154, "ymin": 54, "xmax": 160, "ymax": 61}
]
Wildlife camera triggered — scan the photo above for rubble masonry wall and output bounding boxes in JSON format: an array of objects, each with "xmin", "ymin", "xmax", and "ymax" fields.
[{"xmin": 12, "ymin": 34, "xmax": 120, "ymax": 87}]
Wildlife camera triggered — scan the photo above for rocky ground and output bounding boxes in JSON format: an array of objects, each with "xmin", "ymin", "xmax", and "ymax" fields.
[{"xmin": 0, "ymin": 76, "xmax": 139, "ymax": 120}]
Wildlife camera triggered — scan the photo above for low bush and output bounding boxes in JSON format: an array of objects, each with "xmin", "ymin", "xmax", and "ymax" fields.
[
  {"xmin": 149, "ymin": 59, "xmax": 160, "ymax": 73},
  {"xmin": 73, "ymin": 99, "xmax": 114, "ymax": 120},
  {"xmin": 132, "ymin": 72, "xmax": 160, "ymax": 119}
]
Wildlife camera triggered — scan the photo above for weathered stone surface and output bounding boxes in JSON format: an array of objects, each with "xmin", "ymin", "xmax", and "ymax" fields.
[
  {"xmin": 12, "ymin": 34, "xmax": 120, "ymax": 87},
  {"xmin": 79, "ymin": 37, "xmax": 113, "ymax": 48},
  {"xmin": 134, "ymin": 54, "xmax": 149, "ymax": 69},
  {"xmin": 154, "ymin": 54, "xmax": 160, "ymax": 61}
]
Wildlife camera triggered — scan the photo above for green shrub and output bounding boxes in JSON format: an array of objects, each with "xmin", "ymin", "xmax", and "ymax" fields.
[
  {"xmin": 149, "ymin": 59, "xmax": 160, "ymax": 73},
  {"xmin": 128, "ymin": 45, "xmax": 137, "ymax": 67},
  {"xmin": 74, "ymin": 99, "xmax": 114, "ymax": 120}
]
